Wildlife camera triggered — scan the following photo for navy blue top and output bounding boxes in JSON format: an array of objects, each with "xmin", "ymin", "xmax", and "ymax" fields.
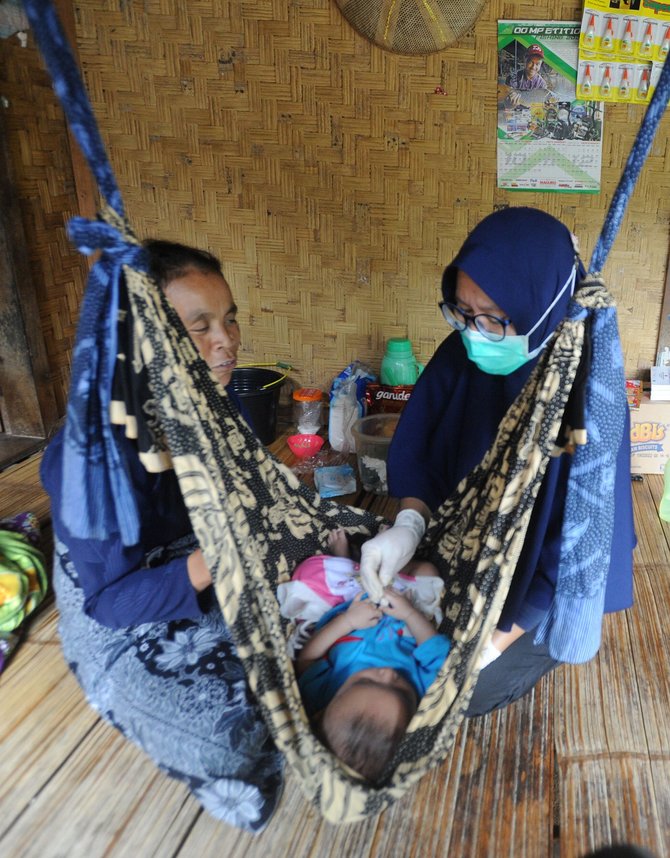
[
  {"xmin": 387, "ymin": 334, "xmax": 635, "ymax": 631},
  {"xmin": 388, "ymin": 208, "xmax": 635, "ymax": 632},
  {"xmin": 41, "ymin": 390, "xmax": 247, "ymax": 630}
]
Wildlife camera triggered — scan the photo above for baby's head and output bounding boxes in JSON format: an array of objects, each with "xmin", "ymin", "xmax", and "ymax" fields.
[{"xmin": 319, "ymin": 667, "xmax": 418, "ymax": 781}]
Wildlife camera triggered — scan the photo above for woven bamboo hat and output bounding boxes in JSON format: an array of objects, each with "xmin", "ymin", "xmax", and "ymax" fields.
[{"xmin": 333, "ymin": 0, "xmax": 487, "ymax": 54}]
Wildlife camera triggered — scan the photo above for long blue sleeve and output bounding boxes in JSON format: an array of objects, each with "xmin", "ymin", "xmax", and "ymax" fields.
[
  {"xmin": 56, "ymin": 526, "xmax": 202, "ymax": 629},
  {"xmin": 41, "ymin": 427, "xmax": 202, "ymax": 628},
  {"xmin": 388, "ymin": 332, "xmax": 634, "ymax": 628}
]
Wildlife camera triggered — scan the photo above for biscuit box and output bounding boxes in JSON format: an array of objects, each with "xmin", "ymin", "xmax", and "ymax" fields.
[{"xmin": 630, "ymin": 395, "xmax": 670, "ymax": 474}]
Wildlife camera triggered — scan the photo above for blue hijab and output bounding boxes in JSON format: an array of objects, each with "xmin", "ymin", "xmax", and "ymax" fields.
[
  {"xmin": 442, "ymin": 207, "xmax": 580, "ymax": 352},
  {"xmin": 388, "ymin": 207, "xmax": 634, "ymax": 637}
]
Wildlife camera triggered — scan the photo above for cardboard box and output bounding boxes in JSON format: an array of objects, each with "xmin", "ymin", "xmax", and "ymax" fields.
[{"xmin": 630, "ymin": 395, "xmax": 670, "ymax": 474}]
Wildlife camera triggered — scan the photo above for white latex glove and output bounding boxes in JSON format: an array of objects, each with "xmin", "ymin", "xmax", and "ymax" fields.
[
  {"xmin": 359, "ymin": 509, "xmax": 426, "ymax": 603},
  {"xmin": 478, "ymin": 640, "xmax": 502, "ymax": 670}
]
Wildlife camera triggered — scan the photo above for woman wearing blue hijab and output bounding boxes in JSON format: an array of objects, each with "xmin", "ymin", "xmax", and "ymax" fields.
[{"xmin": 360, "ymin": 207, "xmax": 635, "ymax": 716}]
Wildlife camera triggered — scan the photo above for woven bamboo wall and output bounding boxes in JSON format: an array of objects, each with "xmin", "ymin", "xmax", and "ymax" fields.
[
  {"xmin": 0, "ymin": 32, "xmax": 88, "ymax": 418},
  {"xmin": 7, "ymin": 0, "xmax": 670, "ymax": 405}
]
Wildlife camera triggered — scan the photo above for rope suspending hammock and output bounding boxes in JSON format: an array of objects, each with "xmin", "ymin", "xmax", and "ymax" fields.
[{"xmin": 23, "ymin": 0, "xmax": 670, "ymax": 823}]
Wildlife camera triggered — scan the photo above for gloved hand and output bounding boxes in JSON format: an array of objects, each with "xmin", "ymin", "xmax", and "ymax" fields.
[
  {"xmin": 359, "ymin": 508, "xmax": 426, "ymax": 603},
  {"xmin": 478, "ymin": 640, "xmax": 502, "ymax": 670}
]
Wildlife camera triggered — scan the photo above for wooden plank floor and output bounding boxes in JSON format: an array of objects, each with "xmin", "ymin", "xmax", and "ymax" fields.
[{"xmin": 1, "ymin": 445, "xmax": 668, "ymax": 858}]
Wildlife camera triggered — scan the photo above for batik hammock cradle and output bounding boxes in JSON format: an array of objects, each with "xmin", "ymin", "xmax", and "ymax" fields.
[{"xmin": 23, "ymin": 0, "xmax": 670, "ymax": 825}]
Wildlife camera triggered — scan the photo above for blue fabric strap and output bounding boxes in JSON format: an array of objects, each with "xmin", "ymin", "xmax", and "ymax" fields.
[
  {"xmin": 23, "ymin": 0, "xmax": 147, "ymax": 543},
  {"xmin": 23, "ymin": 0, "xmax": 123, "ymax": 215},
  {"xmin": 60, "ymin": 210, "xmax": 147, "ymax": 544},
  {"xmin": 535, "ymin": 290, "xmax": 626, "ymax": 662},
  {"xmin": 550, "ymin": 55, "xmax": 670, "ymax": 661},
  {"xmin": 590, "ymin": 53, "xmax": 670, "ymax": 275}
]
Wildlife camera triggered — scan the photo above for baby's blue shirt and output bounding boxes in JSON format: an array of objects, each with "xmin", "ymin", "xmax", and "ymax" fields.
[{"xmin": 298, "ymin": 601, "xmax": 450, "ymax": 716}]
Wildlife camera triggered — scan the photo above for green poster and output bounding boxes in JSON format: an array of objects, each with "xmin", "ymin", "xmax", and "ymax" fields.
[{"xmin": 497, "ymin": 20, "xmax": 604, "ymax": 193}]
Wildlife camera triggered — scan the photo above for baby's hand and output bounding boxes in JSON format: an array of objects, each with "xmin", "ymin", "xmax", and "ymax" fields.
[
  {"xmin": 345, "ymin": 593, "xmax": 381, "ymax": 630},
  {"xmin": 380, "ymin": 588, "xmax": 414, "ymax": 621}
]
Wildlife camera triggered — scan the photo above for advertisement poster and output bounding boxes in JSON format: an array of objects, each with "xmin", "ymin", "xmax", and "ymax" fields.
[{"xmin": 497, "ymin": 21, "xmax": 604, "ymax": 193}]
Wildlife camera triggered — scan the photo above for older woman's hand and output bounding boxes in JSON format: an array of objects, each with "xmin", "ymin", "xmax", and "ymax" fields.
[{"xmin": 187, "ymin": 549, "xmax": 213, "ymax": 592}]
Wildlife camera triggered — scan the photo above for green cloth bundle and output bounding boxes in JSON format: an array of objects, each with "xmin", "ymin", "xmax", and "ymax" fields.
[{"xmin": 0, "ymin": 513, "xmax": 48, "ymax": 670}]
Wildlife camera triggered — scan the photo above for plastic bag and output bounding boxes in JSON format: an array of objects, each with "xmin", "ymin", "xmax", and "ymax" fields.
[
  {"xmin": 328, "ymin": 361, "xmax": 376, "ymax": 452},
  {"xmin": 314, "ymin": 464, "xmax": 357, "ymax": 498}
]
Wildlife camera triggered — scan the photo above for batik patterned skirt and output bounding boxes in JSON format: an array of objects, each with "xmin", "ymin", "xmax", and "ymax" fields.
[{"xmin": 53, "ymin": 538, "xmax": 283, "ymax": 833}]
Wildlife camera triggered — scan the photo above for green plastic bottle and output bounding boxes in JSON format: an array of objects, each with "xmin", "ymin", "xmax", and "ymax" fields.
[
  {"xmin": 659, "ymin": 458, "xmax": 670, "ymax": 522},
  {"xmin": 380, "ymin": 338, "xmax": 424, "ymax": 386}
]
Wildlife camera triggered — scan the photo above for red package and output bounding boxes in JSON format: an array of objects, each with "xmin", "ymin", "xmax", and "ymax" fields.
[
  {"xmin": 364, "ymin": 383, "xmax": 414, "ymax": 414},
  {"xmin": 625, "ymin": 379, "xmax": 642, "ymax": 410}
]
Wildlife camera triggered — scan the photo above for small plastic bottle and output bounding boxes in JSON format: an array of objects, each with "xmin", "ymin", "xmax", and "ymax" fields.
[
  {"xmin": 292, "ymin": 387, "xmax": 323, "ymax": 435},
  {"xmin": 640, "ymin": 23, "xmax": 653, "ymax": 57},
  {"xmin": 619, "ymin": 67, "xmax": 630, "ymax": 99},
  {"xmin": 661, "ymin": 26, "xmax": 670, "ymax": 60},
  {"xmin": 583, "ymin": 14, "xmax": 596, "ymax": 48},
  {"xmin": 659, "ymin": 458, "xmax": 670, "ymax": 522},
  {"xmin": 639, "ymin": 68, "xmax": 650, "ymax": 99},
  {"xmin": 601, "ymin": 66, "xmax": 612, "ymax": 97},
  {"xmin": 602, "ymin": 17, "xmax": 614, "ymax": 51}
]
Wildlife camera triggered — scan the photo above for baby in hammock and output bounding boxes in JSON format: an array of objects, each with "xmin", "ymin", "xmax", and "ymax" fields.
[{"xmin": 278, "ymin": 528, "xmax": 450, "ymax": 781}]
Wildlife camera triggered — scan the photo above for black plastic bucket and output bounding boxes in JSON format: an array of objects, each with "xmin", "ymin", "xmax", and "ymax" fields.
[{"xmin": 229, "ymin": 367, "xmax": 285, "ymax": 445}]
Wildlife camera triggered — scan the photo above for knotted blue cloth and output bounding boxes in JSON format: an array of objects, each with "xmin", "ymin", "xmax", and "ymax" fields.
[
  {"xmin": 61, "ymin": 213, "xmax": 148, "ymax": 545},
  {"xmin": 535, "ymin": 292, "xmax": 627, "ymax": 662}
]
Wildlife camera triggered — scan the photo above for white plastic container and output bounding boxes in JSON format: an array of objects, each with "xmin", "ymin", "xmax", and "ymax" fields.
[
  {"xmin": 351, "ymin": 413, "xmax": 400, "ymax": 494},
  {"xmin": 292, "ymin": 387, "xmax": 323, "ymax": 435}
]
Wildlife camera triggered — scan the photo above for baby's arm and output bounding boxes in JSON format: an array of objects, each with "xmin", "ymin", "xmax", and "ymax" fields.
[
  {"xmin": 295, "ymin": 595, "xmax": 381, "ymax": 674},
  {"xmin": 381, "ymin": 588, "xmax": 437, "ymax": 645}
]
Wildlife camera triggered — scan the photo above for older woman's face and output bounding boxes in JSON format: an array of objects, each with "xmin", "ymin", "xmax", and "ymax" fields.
[{"xmin": 166, "ymin": 268, "xmax": 241, "ymax": 387}]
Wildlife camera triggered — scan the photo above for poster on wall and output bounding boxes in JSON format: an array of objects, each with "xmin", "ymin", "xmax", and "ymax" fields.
[{"xmin": 497, "ymin": 20, "xmax": 604, "ymax": 193}]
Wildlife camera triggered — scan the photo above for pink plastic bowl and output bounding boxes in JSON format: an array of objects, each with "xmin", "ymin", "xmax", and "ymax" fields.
[{"xmin": 287, "ymin": 433, "xmax": 324, "ymax": 458}]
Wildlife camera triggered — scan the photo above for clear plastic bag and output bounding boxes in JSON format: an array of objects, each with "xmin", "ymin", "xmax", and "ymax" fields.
[{"xmin": 328, "ymin": 361, "xmax": 376, "ymax": 452}]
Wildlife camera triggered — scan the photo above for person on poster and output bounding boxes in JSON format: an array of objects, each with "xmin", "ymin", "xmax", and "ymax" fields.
[{"xmin": 505, "ymin": 44, "xmax": 550, "ymax": 105}]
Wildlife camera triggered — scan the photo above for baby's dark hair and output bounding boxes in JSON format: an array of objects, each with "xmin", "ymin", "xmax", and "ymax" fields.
[
  {"xmin": 319, "ymin": 710, "xmax": 406, "ymax": 782},
  {"xmin": 142, "ymin": 239, "xmax": 223, "ymax": 290},
  {"xmin": 344, "ymin": 531, "xmax": 367, "ymax": 565}
]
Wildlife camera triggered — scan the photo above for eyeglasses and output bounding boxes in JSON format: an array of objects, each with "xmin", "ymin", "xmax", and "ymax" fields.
[{"xmin": 438, "ymin": 301, "xmax": 512, "ymax": 342}]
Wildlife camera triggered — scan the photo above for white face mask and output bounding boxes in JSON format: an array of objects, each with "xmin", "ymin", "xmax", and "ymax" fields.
[{"xmin": 461, "ymin": 264, "xmax": 577, "ymax": 376}]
